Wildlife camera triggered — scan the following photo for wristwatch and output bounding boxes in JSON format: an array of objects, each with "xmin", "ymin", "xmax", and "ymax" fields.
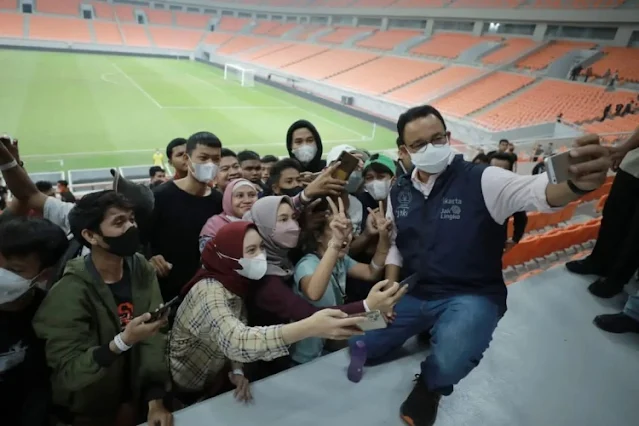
[{"xmin": 567, "ymin": 180, "xmax": 594, "ymax": 195}]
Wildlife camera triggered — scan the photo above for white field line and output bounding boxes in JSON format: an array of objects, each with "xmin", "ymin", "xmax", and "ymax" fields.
[
  {"xmin": 21, "ymin": 138, "xmax": 374, "ymax": 159},
  {"xmin": 100, "ymin": 73, "xmax": 122, "ymax": 86},
  {"xmin": 161, "ymin": 106, "xmax": 297, "ymax": 110},
  {"xmin": 111, "ymin": 62, "xmax": 162, "ymax": 109}
]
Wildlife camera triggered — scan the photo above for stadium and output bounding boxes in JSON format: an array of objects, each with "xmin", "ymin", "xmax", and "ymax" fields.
[{"xmin": 0, "ymin": 0, "xmax": 638, "ymax": 425}]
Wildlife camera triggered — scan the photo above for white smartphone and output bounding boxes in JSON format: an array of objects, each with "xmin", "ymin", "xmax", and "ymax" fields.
[
  {"xmin": 544, "ymin": 151, "xmax": 590, "ymax": 184},
  {"xmin": 348, "ymin": 310, "xmax": 388, "ymax": 331}
]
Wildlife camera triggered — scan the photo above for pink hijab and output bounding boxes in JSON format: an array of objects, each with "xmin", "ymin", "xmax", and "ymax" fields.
[{"xmin": 200, "ymin": 179, "xmax": 254, "ymax": 241}]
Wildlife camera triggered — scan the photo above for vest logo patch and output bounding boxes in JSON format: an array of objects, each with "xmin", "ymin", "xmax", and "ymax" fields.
[
  {"xmin": 440, "ymin": 198, "xmax": 462, "ymax": 220},
  {"xmin": 395, "ymin": 189, "xmax": 413, "ymax": 218}
]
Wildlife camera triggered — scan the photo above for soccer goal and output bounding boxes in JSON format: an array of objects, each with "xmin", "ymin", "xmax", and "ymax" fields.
[{"xmin": 224, "ymin": 64, "xmax": 255, "ymax": 87}]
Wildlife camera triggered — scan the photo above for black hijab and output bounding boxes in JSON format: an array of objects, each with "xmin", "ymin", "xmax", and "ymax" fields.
[{"xmin": 286, "ymin": 120, "xmax": 326, "ymax": 173}]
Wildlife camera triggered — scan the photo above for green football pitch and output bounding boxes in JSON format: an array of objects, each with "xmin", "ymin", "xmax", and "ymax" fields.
[{"xmin": 0, "ymin": 49, "xmax": 395, "ymax": 174}]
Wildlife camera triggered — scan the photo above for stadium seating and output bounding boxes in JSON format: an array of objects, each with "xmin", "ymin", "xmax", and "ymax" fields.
[
  {"xmin": 481, "ymin": 38, "xmax": 538, "ymax": 64},
  {"xmin": 148, "ymin": 28, "xmax": 204, "ymax": 50},
  {"xmin": 283, "ymin": 49, "xmax": 379, "ymax": 80},
  {"xmin": 216, "ymin": 36, "xmax": 270, "ymax": 55},
  {"xmin": 295, "ymin": 26, "xmax": 329, "ymax": 41},
  {"xmin": 266, "ymin": 23, "xmax": 298, "ymax": 37},
  {"xmin": 394, "ymin": 0, "xmax": 452, "ymax": 6},
  {"xmin": 318, "ymin": 27, "xmax": 373, "ymax": 44},
  {"xmin": 91, "ymin": 2, "xmax": 114, "ymax": 20},
  {"xmin": 0, "ymin": 12, "xmax": 23, "ymax": 38},
  {"xmin": 202, "ymin": 32, "xmax": 234, "ymax": 46},
  {"xmin": 516, "ymin": 40, "xmax": 596, "ymax": 70},
  {"xmin": 432, "ymin": 72, "xmax": 535, "ymax": 118},
  {"xmin": 527, "ymin": 0, "xmax": 625, "ymax": 8},
  {"xmin": 582, "ymin": 114, "xmax": 639, "ymax": 143},
  {"xmin": 141, "ymin": 8, "xmax": 172, "ymax": 26},
  {"xmin": 119, "ymin": 24, "xmax": 152, "ymax": 47},
  {"xmin": 0, "ymin": 0, "xmax": 18, "ymax": 10},
  {"xmin": 35, "ymin": 0, "xmax": 81, "ymax": 16},
  {"xmin": 352, "ymin": 0, "xmax": 398, "ymax": 6},
  {"xmin": 251, "ymin": 44, "xmax": 330, "ymax": 68},
  {"xmin": 388, "ymin": 66, "xmax": 483, "ymax": 102},
  {"xmin": 236, "ymin": 42, "xmax": 293, "ymax": 60},
  {"xmin": 93, "ymin": 21, "xmax": 123, "ymax": 45},
  {"xmin": 217, "ymin": 17, "xmax": 250, "ymax": 32},
  {"xmin": 411, "ymin": 33, "xmax": 502, "ymax": 59},
  {"xmin": 588, "ymin": 47, "xmax": 639, "ymax": 83},
  {"xmin": 452, "ymin": 0, "xmax": 522, "ymax": 7},
  {"xmin": 175, "ymin": 12, "xmax": 211, "ymax": 30},
  {"xmin": 356, "ymin": 29, "xmax": 421, "ymax": 51},
  {"xmin": 474, "ymin": 80, "xmax": 636, "ymax": 130},
  {"xmin": 251, "ymin": 20, "xmax": 282, "ymax": 35},
  {"xmin": 114, "ymin": 5, "xmax": 135, "ymax": 22},
  {"xmin": 29, "ymin": 16, "xmax": 92, "ymax": 43},
  {"xmin": 329, "ymin": 56, "xmax": 444, "ymax": 94}
]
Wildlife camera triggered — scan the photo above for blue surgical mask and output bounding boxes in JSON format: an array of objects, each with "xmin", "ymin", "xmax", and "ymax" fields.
[{"xmin": 0, "ymin": 269, "xmax": 37, "ymax": 304}]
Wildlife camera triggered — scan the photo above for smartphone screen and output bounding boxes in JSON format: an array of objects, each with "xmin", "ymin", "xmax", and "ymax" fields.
[
  {"xmin": 332, "ymin": 151, "xmax": 359, "ymax": 181},
  {"xmin": 147, "ymin": 296, "xmax": 180, "ymax": 323}
]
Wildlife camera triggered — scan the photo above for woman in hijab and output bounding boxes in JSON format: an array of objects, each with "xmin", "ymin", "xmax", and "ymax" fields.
[
  {"xmin": 169, "ymin": 221, "xmax": 370, "ymax": 405},
  {"xmin": 286, "ymin": 120, "xmax": 326, "ymax": 173},
  {"xmin": 199, "ymin": 178, "xmax": 257, "ymax": 252}
]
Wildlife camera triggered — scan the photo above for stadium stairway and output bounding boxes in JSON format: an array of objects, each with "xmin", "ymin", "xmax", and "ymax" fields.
[
  {"xmin": 114, "ymin": 15, "xmax": 128, "ymax": 45},
  {"xmin": 143, "ymin": 25, "xmax": 156, "ymax": 48},
  {"xmin": 23, "ymin": 12, "xmax": 29, "ymax": 38},
  {"xmin": 465, "ymin": 77, "xmax": 541, "ymax": 117},
  {"xmin": 87, "ymin": 20, "xmax": 97, "ymax": 44},
  {"xmin": 307, "ymin": 27, "xmax": 334, "ymax": 43},
  {"xmin": 381, "ymin": 64, "xmax": 449, "ymax": 95},
  {"xmin": 341, "ymin": 29, "xmax": 376, "ymax": 48},
  {"xmin": 280, "ymin": 25, "xmax": 305, "ymax": 39},
  {"xmin": 392, "ymin": 34, "xmax": 429, "ymax": 55},
  {"xmin": 457, "ymin": 39, "xmax": 503, "ymax": 64}
]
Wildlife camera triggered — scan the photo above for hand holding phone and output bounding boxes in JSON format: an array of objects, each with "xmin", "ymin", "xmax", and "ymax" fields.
[
  {"xmin": 146, "ymin": 296, "xmax": 180, "ymax": 323},
  {"xmin": 332, "ymin": 151, "xmax": 359, "ymax": 181},
  {"xmin": 348, "ymin": 310, "xmax": 388, "ymax": 331}
]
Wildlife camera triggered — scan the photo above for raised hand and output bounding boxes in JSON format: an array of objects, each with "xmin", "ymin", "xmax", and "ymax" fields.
[
  {"xmin": 568, "ymin": 134, "xmax": 612, "ymax": 191},
  {"xmin": 364, "ymin": 280, "xmax": 408, "ymax": 316},
  {"xmin": 327, "ymin": 196, "xmax": 352, "ymax": 244},
  {"xmin": 367, "ymin": 201, "xmax": 392, "ymax": 239},
  {"xmin": 121, "ymin": 312, "xmax": 167, "ymax": 346},
  {"xmin": 304, "ymin": 161, "xmax": 347, "ymax": 198}
]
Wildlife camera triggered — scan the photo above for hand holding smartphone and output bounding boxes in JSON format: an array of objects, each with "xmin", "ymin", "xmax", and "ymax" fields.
[
  {"xmin": 146, "ymin": 296, "xmax": 180, "ymax": 323},
  {"xmin": 332, "ymin": 150, "xmax": 359, "ymax": 181},
  {"xmin": 347, "ymin": 310, "xmax": 388, "ymax": 331},
  {"xmin": 544, "ymin": 151, "xmax": 591, "ymax": 184}
]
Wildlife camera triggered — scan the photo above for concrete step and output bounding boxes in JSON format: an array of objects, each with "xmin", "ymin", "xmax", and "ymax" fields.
[{"xmin": 466, "ymin": 76, "xmax": 541, "ymax": 117}]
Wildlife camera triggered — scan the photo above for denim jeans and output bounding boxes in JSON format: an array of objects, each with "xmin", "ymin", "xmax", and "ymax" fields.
[
  {"xmin": 349, "ymin": 293, "xmax": 502, "ymax": 395},
  {"xmin": 624, "ymin": 291, "xmax": 639, "ymax": 322}
]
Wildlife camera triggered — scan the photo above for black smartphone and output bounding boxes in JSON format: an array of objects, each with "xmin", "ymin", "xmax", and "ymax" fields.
[
  {"xmin": 146, "ymin": 296, "xmax": 180, "ymax": 323},
  {"xmin": 333, "ymin": 150, "xmax": 360, "ymax": 181},
  {"xmin": 399, "ymin": 274, "xmax": 417, "ymax": 293}
]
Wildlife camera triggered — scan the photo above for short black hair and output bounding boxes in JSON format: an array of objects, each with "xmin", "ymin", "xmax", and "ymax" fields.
[
  {"xmin": 490, "ymin": 152, "xmax": 515, "ymax": 170},
  {"xmin": 0, "ymin": 217, "xmax": 69, "ymax": 272},
  {"xmin": 472, "ymin": 153, "xmax": 490, "ymax": 164},
  {"xmin": 166, "ymin": 137, "xmax": 187, "ymax": 159},
  {"xmin": 265, "ymin": 158, "xmax": 303, "ymax": 195},
  {"xmin": 149, "ymin": 166, "xmax": 164, "ymax": 178},
  {"xmin": 237, "ymin": 150, "xmax": 260, "ymax": 163},
  {"xmin": 221, "ymin": 148, "xmax": 237, "ymax": 158},
  {"xmin": 57, "ymin": 180, "xmax": 69, "ymax": 187},
  {"xmin": 397, "ymin": 105, "xmax": 447, "ymax": 145},
  {"xmin": 68, "ymin": 190, "xmax": 133, "ymax": 247},
  {"xmin": 261, "ymin": 155, "xmax": 278, "ymax": 164},
  {"xmin": 395, "ymin": 137, "xmax": 403, "ymax": 148},
  {"xmin": 499, "ymin": 139, "xmax": 509, "ymax": 145},
  {"xmin": 35, "ymin": 181, "xmax": 53, "ymax": 193},
  {"xmin": 186, "ymin": 131, "xmax": 222, "ymax": 156}
]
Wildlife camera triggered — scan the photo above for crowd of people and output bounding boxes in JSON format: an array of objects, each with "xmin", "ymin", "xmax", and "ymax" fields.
[{"xmin": 0, "ymin": 104, "xmax": 635, "ymax": 426}]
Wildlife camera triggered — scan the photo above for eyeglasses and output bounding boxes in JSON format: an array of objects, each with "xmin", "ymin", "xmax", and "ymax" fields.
[{"xmin": 406, "ymin": 134, "xmax": 448, "ymax": 152}]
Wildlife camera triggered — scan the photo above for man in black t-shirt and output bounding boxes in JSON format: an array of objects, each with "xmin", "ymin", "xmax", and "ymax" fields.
[
  {"xmin": 146, "ymin": 131, "xmax": 224, "ymax": 301},
  {"xmin": 0, "ymin": 217, "xmax": 68, "ymax": 426}
]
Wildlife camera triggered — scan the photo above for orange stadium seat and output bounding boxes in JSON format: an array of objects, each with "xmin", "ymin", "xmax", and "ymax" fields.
[
  {"xmin": 202, "ymin": 32, "xmax": 234, "ymax": 46},
  {"xmin": 395, "ymin": 0, "xmax": 451, "ymax": 6},
  {"xmin": 330, "ymin": 56, "xmax": 444, "ymax": 95},
  {"xmin": 114, "ymin": 5, "xmax": 135, "ymax": 22},
  {"xmin": 142, "ymin": 8, "xmax": 172, "ymax": 26},
  {"xmin": 267, "ymin": 23, "xmax": 298, "ymax": 37},
  {"xmin": 36, "ymin": 0, "xmax": 81, "ymax": 16},
  {"xmin": 119, "ymin": 24, "xmax": 152, "ymax": 47},
  {"xmin": 589, "ymin": 47, "xmax": 639, "ymax": 83},
  {"xmin": 175, "ymin": 12, "xmax": 211, "ymax": 29},
  {"xmin": 283, "ymin": 49, "xmax": 379, "ymax": 80},
  {"xmin": 473, "ymin": 80, "xmax": 636, "ymax": 130},
  {"xmin": 318, "ymin": 27, "xmax": 374, "ymax": 44},
  {"xmin": 295, "ymin": 26, "xmax": 328, "ymax": 41},
  {"xmin": 388, "ymin": 66, "xmax": 483, "ymax": 103},
  {"xmin": 217, "ymin": 17, "xmax": 250, "ymax": 32},
  {"xmin": 0, "ymin": 12, "xmax": 23, "ymax": 38},
  {"xmin": 528, "ymin": 0, "xmax": 624, "ymax": 7},
  {"xmin": 267, "ymin": 0, "xmax": 307, "ymax": 4},
  {"xmin": 313, "ymin": 0, "xmax": 355, "ymax": 5},
  {"xmin": 0, "ymin": 0, "xmax": 18, "ymax": 10},
  {"xmin": 252, "ymin": 44, "xmax": 330, "ymax": 68},
  {"xmin": 451, "ymin": 0, "xmax": 521, "ymax": 6},
  {"xmin": 29, "ymin": 16, "xmax": 91, "ymax": 43},
  {"xmin": 582, "ymin": 114, "xmax": 639, "ymax": 144},
  {"xmin": 352, "ymin": 0, "xmax": 399, "ymax": 5},
  {"xmin": 432, "ymin": 72, "xmax": 534, "ymax": 118},
  {"xmin": 216, "ymin": 36, "xmax": 270, "ymax": 55},
  {"xmin": 516, "ymin": 40, "xmax": 596, "ymax": 70},
  {"xmin": 411, "ymin": 33, "xmax": 501, "ymax": 59},
  {"xmin": 93, "ymin": 21, "xmax": 123, "ymax": 45},
  {"xmin": 356, "ymin": 29, "xmax": 421, "ymax": 51},
  {"xmin": 236, "ymin": 42, "xmax": 292, "ymax": 60},
  {"xmin": 252, "ymin": 20, "xmax": 281, "ymax": 35},
  {"xmin": 91, "ymin": 1, "xmax": 114, "ymax": 20},
  {"xmin": 481, "ymin": 38, "xmax": 537, "ymax": 65},
  {"xmin": 148, "ymin": 28, "xmax": 204, "ymax": 50}
]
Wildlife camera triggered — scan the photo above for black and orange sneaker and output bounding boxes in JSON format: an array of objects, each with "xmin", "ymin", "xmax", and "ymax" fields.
[{"xmin": 400, "ymin": 374, "xmax": 441, "ymax": 426}]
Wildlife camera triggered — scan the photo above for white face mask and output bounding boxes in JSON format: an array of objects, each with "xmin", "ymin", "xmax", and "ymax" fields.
[
  {"xmin": 293, "ymin": 144, "xmax": 317, "ymax": 164},
  {"xmin": 410, "ymin": 140, "xmax": 452, "ymax": 174},
  {"xmin": 235, "ymin": 252, "xmax": 268, "ymax": 280},
  {"xmin": 0, "ymin": 269, "xmax": 37, "ymax": 304},
  {"xmin": 364, "ymin": 179, "xmax": 392, "ymax": 201},
  {"xmin": 189, "ymin": 157, "xmax": 218, "ymax": 183}
]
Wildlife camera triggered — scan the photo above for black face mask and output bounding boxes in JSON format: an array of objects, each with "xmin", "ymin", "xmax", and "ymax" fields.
[
  {"xmin": 280, "ymin": 186, "xmax": 304, "ymax": 197},
  {"xmin": 102, "ymin": 227, "xmax": 140, "ymax": 257}
]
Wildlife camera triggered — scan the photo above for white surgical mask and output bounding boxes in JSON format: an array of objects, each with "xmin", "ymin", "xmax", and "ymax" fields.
[
  {"xmin": 0, "ymin": 269, "xmax": 36, "ymax": 304},
  {"xmin": 235, "ymin": 252, "xmax": 268, "ymax": 280},
  {"xmin": 364, "ymin": 179, "xmax": 392, "ymax": 201},
  {"xmin": 293, "ymin": 145, "xmax": 317, "ymax": 164},
  {"xmin": 410, "ymin": 140, "xmax": 452, "ymax": 174},
  {"xmin": 189, "ymin": 157, "xmax": 218, "ymax": 183}
]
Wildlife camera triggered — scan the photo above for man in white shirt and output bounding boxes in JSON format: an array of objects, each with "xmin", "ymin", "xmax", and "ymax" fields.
[{"xmin": 349, "ymin": 105, "xmax": 612, "ymax": 426}]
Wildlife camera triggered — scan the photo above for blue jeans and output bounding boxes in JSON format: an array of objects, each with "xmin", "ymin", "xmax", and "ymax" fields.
[
  {"xmin": 349, "ymin": 293, "xmax": 502, "ymax": 395},
  {"xmin": 624, "ymin": 291, "xmax": 639, "ymax": 322}
]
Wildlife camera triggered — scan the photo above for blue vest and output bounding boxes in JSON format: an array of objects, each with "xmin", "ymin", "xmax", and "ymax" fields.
[{"xmin": 391, "ymin": 155, "xmax": 506, "ymax": 303}]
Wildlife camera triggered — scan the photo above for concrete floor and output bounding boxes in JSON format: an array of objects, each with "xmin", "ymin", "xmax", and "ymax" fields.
[{"xmin": 167, "ymin": 265, "xmax": 639, "ymax": 426}]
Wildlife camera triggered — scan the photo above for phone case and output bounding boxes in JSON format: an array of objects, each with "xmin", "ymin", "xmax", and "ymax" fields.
[{"xmin": 350, "ymin": 310, "xmax": 388, "ymax": 331}]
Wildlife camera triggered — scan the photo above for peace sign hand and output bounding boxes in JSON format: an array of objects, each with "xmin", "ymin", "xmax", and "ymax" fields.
[
  {"xmin": 327, "ymin": 196, "xmax": 352, "ymax": 244},
  {"xmin": 367, "ymin": 201, "xmax": 392, "ymax": 239}
]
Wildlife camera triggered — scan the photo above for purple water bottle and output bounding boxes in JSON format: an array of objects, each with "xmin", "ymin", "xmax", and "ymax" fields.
[{"xmin": 347, "ymin": 340, "xmax": 367, "ymax": 383}]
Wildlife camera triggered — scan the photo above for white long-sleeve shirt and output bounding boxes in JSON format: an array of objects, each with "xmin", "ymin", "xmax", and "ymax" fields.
[{"xmin": 385, "ymin": 165, "xmax": 558, "ymax": 267}]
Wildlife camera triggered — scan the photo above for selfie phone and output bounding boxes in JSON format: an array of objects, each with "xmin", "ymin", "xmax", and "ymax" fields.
[
  {"xmin": 146, "ymin": 296, "xmax": 180, "ymax": 323},
  {"xmin": 399, "ymin": 274, "xmax": 417, "ymax": 293},
  {"xmin": 544, "ymin": 151, "xmax": 590, "ymax": 184},
  {"xmin": 348, "ymin": 310, "xmax": 388, "ymax": 331},
  {"xmin": 332, "ymin": 150, "xmax": 360, "ymax": 181}
]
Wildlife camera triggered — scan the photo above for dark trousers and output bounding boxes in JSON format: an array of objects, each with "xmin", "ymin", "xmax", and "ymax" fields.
[{"xmin": 588, "ymin": 169, "xmax": 639, "ymax": 284}]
